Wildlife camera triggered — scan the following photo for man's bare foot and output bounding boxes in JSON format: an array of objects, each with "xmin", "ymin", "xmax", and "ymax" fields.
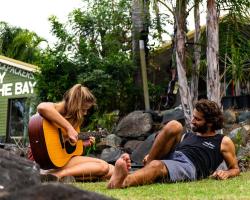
[
  {"xmin": 121, "ymin": 153, "xmax": 131, "ymax": 170},
  {"xmin": 107, "ymin": 153, "xmax": 131, "ymax": 189}
]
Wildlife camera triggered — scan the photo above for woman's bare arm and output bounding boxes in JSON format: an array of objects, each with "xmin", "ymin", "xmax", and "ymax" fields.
[{"xmin": 37, "ymin": 102, "xmax": 78, "ymax": 143}]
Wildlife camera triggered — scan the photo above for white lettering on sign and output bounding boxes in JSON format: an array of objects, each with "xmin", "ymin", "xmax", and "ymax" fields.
[
  {"xmin": 29, "ymin": 81, "xmax": 36, "ymax": 93},
  {"xmin": 0, "ymin": 83, "xmax": 13, "ymax": 96},
  {"xmin": 15, "ymin": 82, "xmax": 23, "ymax": 95},
  {"xmin": 22, "ymin": 82, "xmax": 29, "ymax": 94},
  {"xmin": 0, "ymin": 62, "xmax": 35, "ymax": 80},
  {"xmin": 5, "ymin": 83, "xmax": 13, "ymax": 96},
  {"xmin": 0, "ymin": 72, "xmax": 6, "ymax": 83},
  {"xmin": 14, "ymin": 81, "xmax": 37, "ymax": 95},
  {"xmin": 0, "ymin": 81, "xmax": 36, "ymax": 96}
]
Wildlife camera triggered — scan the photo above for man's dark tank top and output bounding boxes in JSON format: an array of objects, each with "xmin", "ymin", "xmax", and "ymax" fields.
[{"xmin": 175, "ymin": 132, "xmax": 225, "ymax": 179}]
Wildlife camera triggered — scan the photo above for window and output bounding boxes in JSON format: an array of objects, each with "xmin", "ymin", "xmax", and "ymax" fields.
[{"xmin": 6, "ymin": 98, "xmax": 30, "ymax": 144}]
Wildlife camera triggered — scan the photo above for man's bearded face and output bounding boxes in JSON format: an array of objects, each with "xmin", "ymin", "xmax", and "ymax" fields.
[{"xmin": 191, "ymin": 109, "xmax": 208, "ymax": 134}]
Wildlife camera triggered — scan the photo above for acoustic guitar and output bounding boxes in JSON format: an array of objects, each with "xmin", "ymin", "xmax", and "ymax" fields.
[{"xmin": 28, "ymin": 114, "xmax": 107, "ymax": 169}]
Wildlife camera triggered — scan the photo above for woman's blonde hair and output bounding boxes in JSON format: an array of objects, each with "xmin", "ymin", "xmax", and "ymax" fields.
[{"xmin": 62, "ymin": 84, "xmax": 96, "ymax": 127}]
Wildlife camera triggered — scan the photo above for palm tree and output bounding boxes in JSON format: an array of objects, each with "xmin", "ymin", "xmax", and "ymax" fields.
[
  {"xmin": 131, "ymin": 0, "xmax": 150, "ymax": 90},
  {"xmin": 0, "ymin": 22, "xmax": 45, "ymax": 64}
]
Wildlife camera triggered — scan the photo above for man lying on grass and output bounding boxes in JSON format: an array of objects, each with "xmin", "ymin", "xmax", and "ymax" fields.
[{"xmin": 108, "ymin": 99, "xmax": 240, "ymax": 189}]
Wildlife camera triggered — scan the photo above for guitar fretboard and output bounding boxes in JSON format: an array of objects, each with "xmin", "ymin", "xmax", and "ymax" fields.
[{"xmin": 78, "ymin": 130, "xmax": 108, "ymax": 141}]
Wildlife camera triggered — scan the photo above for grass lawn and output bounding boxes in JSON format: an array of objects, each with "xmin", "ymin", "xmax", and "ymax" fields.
[{"xmin": 73, "ymin": 171, "xmax": 250, "ymax": 200}]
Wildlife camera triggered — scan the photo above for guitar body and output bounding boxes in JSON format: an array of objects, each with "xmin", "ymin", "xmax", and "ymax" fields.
[{"xmin": 28, "ymin": 114, "xmax": 83, "ymax": 169}]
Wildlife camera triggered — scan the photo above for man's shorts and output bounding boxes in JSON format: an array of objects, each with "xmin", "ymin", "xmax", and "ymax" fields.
[{"xmin": 161, "ymin": 151, "xmax": 197, "ymax": 182}]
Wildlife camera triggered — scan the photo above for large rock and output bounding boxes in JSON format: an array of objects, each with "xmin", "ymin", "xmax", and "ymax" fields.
[
  {"xmin": 124, "ymin": 140, "xmax": 144, "ymax": 154},
  {"xmin": 223, "ymin": 109, "xmax": 237, "ymax": 125},
  {"xmin": 0, "ymin": 148, "xmax": 40, "ymax": 192},
  {"xmin": 131, "ymin": 133, "xmax": 156, "ymax": 165},
  {"xmin": 0, "ymin": 183, "xmax": 113, "ymax": 200},
  {"xmin": 114, "ymin": 111, "xmax": 153, "ymax": 138},
  {"xmin": 100, "ymin": 147, "xmax": 123, "ymax": 164},
  {"xmin": 228, "ymin": 127, "xmax": 249, "ymax": 149},
  {"xmin": 237, "ymin": 143, "xmax": 250, "ymax": 172},
  {"xmin": 105, "ymin": 134, "xmax": 122, "ymax": 147},
  {"xmin": 238, "ymin": 111, "xmax": 250, "ymax": 123},
  {"xmin": 161, "ymin": 107, "xmax": 184, "ymax": 125},
  {"xmin": 243, "ymin": 124, "xmax": 250, "ymax": 135},
  {"xmin": 3, "ymin": 143, "xmax": 25, "ymax": 157}
]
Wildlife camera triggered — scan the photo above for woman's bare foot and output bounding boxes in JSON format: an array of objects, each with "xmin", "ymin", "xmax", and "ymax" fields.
[{"xmin": 107, "ymin": 153, "xmax": 131, "ymax": 189}]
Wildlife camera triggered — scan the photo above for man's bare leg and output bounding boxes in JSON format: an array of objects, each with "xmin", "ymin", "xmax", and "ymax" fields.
[
  {"xmin": 107, "ymin": 153, "xmax": 131, "ymax": 189},
  {"xmin": 108, "ymin": 155, "xmax": 168, "ymax": 189},
  {"xmin": 145, "ymin": 120, "xmax": 183, "ymax": 164}
]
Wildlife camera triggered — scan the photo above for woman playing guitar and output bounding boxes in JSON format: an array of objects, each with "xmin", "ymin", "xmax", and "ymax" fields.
[{"xmin": 28, "ymin": 84, "xmax": 114, "ymax": 181}]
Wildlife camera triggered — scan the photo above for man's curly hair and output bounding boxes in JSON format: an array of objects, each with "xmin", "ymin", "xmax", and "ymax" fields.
[{"xmin": 194, "ymin": 99, "xmax": 224, "ymax": 131}]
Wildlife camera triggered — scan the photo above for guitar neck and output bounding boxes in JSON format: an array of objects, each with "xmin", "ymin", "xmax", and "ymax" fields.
[{"xmin": 78, "ymin": 131, "xmax": 108, "ymax": 141}]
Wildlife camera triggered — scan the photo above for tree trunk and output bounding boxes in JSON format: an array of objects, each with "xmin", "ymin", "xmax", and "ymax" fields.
[
  {"xmin": 191, "ymin": 0, "xmax": 201, "ymax": 104},
  {"xmin": 131, "ymin": 0, "xmax": 149, "ymax": 88},
  {"xmin": 132, "ymin": 0, "xmax": 143, "ymax": 86},
  {"xmin": 175, "ymin": 0, "xmax": 193, "ymax": 126},
  {"xmin": 206, "ymin": 0, "xmax": 221, "ymax": 107}
]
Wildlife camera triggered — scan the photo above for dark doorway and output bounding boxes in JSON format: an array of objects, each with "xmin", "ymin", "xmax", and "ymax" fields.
[{"xmin": 6, "ymin": 98, "xmax": 30, "ymax": 144}]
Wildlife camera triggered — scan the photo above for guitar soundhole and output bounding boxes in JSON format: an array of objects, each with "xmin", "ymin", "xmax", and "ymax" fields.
[{"xmin": 65, "ymin": 141, "xmax": 77, "ymax": 154}]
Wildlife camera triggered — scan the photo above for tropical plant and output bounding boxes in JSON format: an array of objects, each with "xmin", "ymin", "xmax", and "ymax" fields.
[
  {"xmin": 206, "ymin": 0, "xmax": 248, "ymax": 105},
  {"xmin": 35, "ymin": 0, "xmax": 140, "ymax": 119},
  {"xmin": 85, "ymin": 110, "xmax": 120, "ymax": 132},
  {"xmin": 218, "ymin": 12, "xmax": 250, "ymax": 97},
  {"xmin": 0, "ymin": 21, "xmax": 44, "ymax": 64},
  {"xmin": 34, "ymin": 50, "xmax": 79, "ymax": 102}
]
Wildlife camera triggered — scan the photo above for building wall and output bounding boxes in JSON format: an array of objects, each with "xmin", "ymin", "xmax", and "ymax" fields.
[{"xmin": 0, "ymin": 61, "xmax": 36, "ymax": 140}]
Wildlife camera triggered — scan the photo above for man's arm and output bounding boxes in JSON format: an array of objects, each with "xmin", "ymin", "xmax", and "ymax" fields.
[{"xmin": 212, "ymin": 136, "xmax": 240, "ymax": 180}]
